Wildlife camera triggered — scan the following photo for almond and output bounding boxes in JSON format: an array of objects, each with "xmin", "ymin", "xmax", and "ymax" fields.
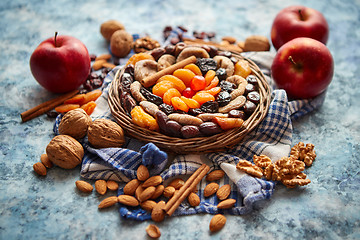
[
  {"xmin": 216, "ymin": 184, "xmax": 231, "ymax": 200},
  {"xmin": 151, "ymin": 201, "xmax": 166, "ymax": 222},
  {"xmin": 95, "ymin": 53, "xmax": 112, "ymax": 61},
  {"xmin": 98, "ymin": 196, "xmax": 118, "ymax": 209},
  {"xmin": 168, "ymin": 178, "xmax": 185, "ymax": 190},
  {"xmin": 209, "ymin": 214, "xmax": 227, "ymax": 232},
  {"xmin": 124, "ymin": 179, "xmax": 141, "ymax": 196},
  {"xmin": 137, "ymin": 165, "xmax": 150, "ymax": 181},
  {"xmin": 118, "ymin": 195, "xmax": 139, "ymax": 207},
  {"xmin": 106, "ymin": 180, "xmax": 119, "ymax": 191},
  {"xmin": 75, "ymin": 180, "xmax": 93, "ymax": 193},
  {"xmin": 92, "ymin": 59, "xmax": 107, "ymax": 71},
  {"xmin": 135, "ymin": 184, "xmax": 145, "ymax": 201},
  {"xmin": 95, "ymin": 180, "xmax": 107, "ymax": 195},
  {"xmin": 221, "ymin": 36, "xmax": 237, "ymax": 44},
  {"xmin": 33, "ymin": 162, "xmax": 47, "ymax": 176},
  {"xmin": 40, "ymin": 153, "xmax": 53, "ymax": 168},
  {"xmin": 206, "ymin": 170, "xmax": 225, "ymax": 181},
  {"xmin": 187, "ymin": 192, "xmax": 200, "ymax": 207},
  {"xmin": 146, "ymin": 224, "xmax": 161, "ymax": 239},
  {"xmin": 143, "ymin": 175, "xmax": 163, "ymax": 188},
  {"xmin": 151, "ymin": 185, "xmax": 164, "ymax": 200},
  {"xmin": 204, "ymin": 182, "xmax": 219, "ymax": 197},
  {"xmin": 163, "ymin": 186, "xmax": 176, "ymax": 198},
  {"xmin": 140, "ymin": 200, "xmax": 157, "ymax": 212},
  {"xmin": 139, "ymin": 186, "xmax": 156, "ymax": 202},
  {"xmin": 217, "ymin": 199, "xmax": 236, "ymax": 209},
  {"xmin": 244, "ymin": 35, "xmax": 270, "ymax": 52}
]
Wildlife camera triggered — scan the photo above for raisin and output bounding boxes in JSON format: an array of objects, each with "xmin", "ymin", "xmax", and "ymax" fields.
[
  {"xmin": 188, "ymin": 108, "xmax": 203, "ymax": 116},
  {"xmin": 247, "ymin": 91, "xmax": 260, "ymax": 104},
  {"xmin": 159, "ymin": 103, "xmax": 175, "ymax": 115},
  {"xmin": 216, "ymin": 91, "xmax": 232, "ymax": 107},
  {"xmin": 141, "ymin": 87, "xmax": 163, "ymax": 105},
  {"xmin": 196, "ymin": 58, "xmax": 217, "ymax": 76},
  {"xmin": 219, "ymin": 81, "xmax": 236, "ymax": 93},
  {"xmin": 200, "ymin": 101, "xmax": 219, "ymax": 113},
  {"xmin": 216, "ymin": 68, "xmax": 227, "ymax": 81},
  {"xmin": 208, "ymin": 46, "xmax": 218, "ymax": 58}
]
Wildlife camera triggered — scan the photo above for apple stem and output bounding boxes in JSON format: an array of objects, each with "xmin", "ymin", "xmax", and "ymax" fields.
[
  {"xmin": 288, "ymin": 56, "xmax": 302, "ymax": 70},
  {"xmin": 54, "ymin": 32, "xmax": 58, "ymax": 47},
  {"xmin": 298, "ymin": 9, "xmax": 304, "ymax": 21}
]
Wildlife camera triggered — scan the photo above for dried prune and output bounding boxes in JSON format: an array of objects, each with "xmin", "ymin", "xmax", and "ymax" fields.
[
  {"xmin": 228, "ymin": 110, "xmax": 246, "ymax": 119},
  {"xmin": 246, "ymin": 75, "xmax": 258, "ymax": 86},
  {"xmin": 208, "ymin": 46, "xmax": 218, "ymax": 58},
  {"xmin": 247, "ymin": 91, "xmax": 260, "ymax": 104},
  {"xmin": 156, "ymin": 110, "xmax": 170, "ymax": 134},
  {"xmin": 216, "ymin": 91, "xmax": 231, "ymax": 107},
  {"xmin": 245, "ymin": 83, "xmax": 257, "ymax": 95},
  {"xmin": 181, "ymin": 125, "xmax": 202, "ymax": 139},
  {"xmin": 199, "ymin": 122, "xmax": 223, "ymax": 136},
  {"xmin": 151, "ymin": 48, "xmax": 166, "ymax": 61},
  {"xmin": 159, "ymin": 103, "xmax": 175, "ymax": 115},
  {"xmin": 121, "ymin": 92, "xmax": 137, "ymax": 115},
  {"xmin": 219, "ymin": 81, "xmax": 236, "ymax": 93},
  {"xmin": 243, "ymin": 100, "xmax": 257, "ymax": 116},
  {"xmin": 166, "ymin": 120, "xmax": 182, "ymax": 137},
  {"xmin": 188, "ymin": 108, "xmax": 203, "ymax": 116},
  {"xmin": 216, "ymin": 68, "xmax": 227, "ymax": 81},
  {"xmin": 200, "ymin": 101, "xmax": 219, "ymax": 113},
  {"xmin": 196, "ymin": 58, "xmax": 217, "ymax": 75},
  {"xmin": 141, "ymin": 88, "xmax": 163, "ymax": 105}
]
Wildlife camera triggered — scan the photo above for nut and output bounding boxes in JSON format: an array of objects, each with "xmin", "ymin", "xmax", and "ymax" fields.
[
  {"xmin": 168, "ymin": 178, "xmax": 185, "ymax": 190},
  {"xmin": 142, "ymin": 175, "xmax": 163, "ymax": 188},
  {"xmin": 106, "ymin": 180, "xmax": 119, "ymax": 191},
  {"xmin": 146, "ymin": 224, "xmax": 161, "ymax": 239},
  {"xmin": 151, "ymin": 185, "xmax": 164, "ymax": 200},
  {"xmin": 123, "ymin": 179, "xmax": 141, "ymax": 195},
  {"xmin": 253, "ymin": 154, "xmax": 272, "ymax": 168},
  {"xmin": 140, "ymin": 200, "xmax": 157, "ymax": 212},
  {"xmin": 134, "ymin": 59, "xmax": 158, "ymax": 83},
  {"xmin": 138, "ymin": 186, "xmax": 156, "ymax": 202},
  {"xmin": 110, "ymin": 30, "xmax": 133, "ymax": 58},
  {"xmin": 98, "ymin": 196, "xmax": 118, "ymax": 209},
  {"xmin": 133, "ymin": 36, "xmax": 160, "ymax": 53},
  {"xmin": 209, "ymin": 214, "xmax": 227, "ymax": 232},
  {"xmin": 33, "ymin": 162, "xmax": 47, "ymax": 176},
  {"xmin": 118, "ymin": 195, "xmax": 139, "ymax": 207},
  {"xmin": 236, "ymin": 159, "xmax": 263, "ymax": 178},
  {"xmin": 46, "ymin": 135, "xmax": 84, "ymax": 169},
  {"xmin": 87, "ymin": 119, "xmax": 125, "ymax": 149},
  {"xmin": 206, "ymin": 169, "xmax": 225, "ymax": 181},
  {"xmin": 58, "ymin": 108, "xmax": 92, "ymax": 139},
  {"xmin": 75, "ymin": 180, "xmax": 93, "ymax": 193},
  {"xmin": 92, "ymin": 59, "xmax": 107, "ymax": 71},
  {"xmin": 187, "ymin": 192, "xmax": 200, "ymax": 207},
  {"xmin": 291, "ymin": 142, "xmax": 316, "ymax": 167},
  {"xmin": 40, "ymin": 153, "xmax": 53, "ymax": 168},
  {"xmin": 137, "ymin": 165, "xmax": 149, "ymax": 182},
  {"xmin": 95, "ymin": 180, "xmax": 107, "ymax": 195},
  {"xmin": 151, "ymin": 201, "xmax": 166, "ymax": 222},
  {"xmin": 163, "ymin": 186, "xmax": 176, "ymax": 198},
  {"xmin": 100, "ymin": 20, "xmax": 125, "ymax": 41},
  {"xmin": 204, "ymin": 182, "xmax": 219, "ymax": 197},
  {"xmin": 244, "ymin": 35, "xmax": 270, "ymax": 52},
  {"xmin": 135, "ymin": 184, "xmax": 145, "ymax": 201},
  {"xmin": 217, "ymin": 199, "xmax": 236, "ymax": 209},
  {"xmin": 216, "ymin": 184, "xmax": 231, "ymax": 200},
  {"xmin": 221, "ymin": 36, "xmax": 237, "ymax": 44}
]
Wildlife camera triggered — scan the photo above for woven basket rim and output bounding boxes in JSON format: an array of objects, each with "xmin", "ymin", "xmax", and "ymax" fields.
[{"xmin": 108, "ymin": 51, "xmax": 271, "ymax": 154}]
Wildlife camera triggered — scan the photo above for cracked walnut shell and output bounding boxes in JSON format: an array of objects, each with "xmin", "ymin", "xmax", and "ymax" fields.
[
  {"xmin": 46, "ymin": 135, "xmax": 84, "ymax": 169},
  {"xmin": 58, "ymin": 108, "xmax": 92, "ymax": 139},
  {"xmin": 87, "ymin": 119, "xmax": 125, "ymax": 148}
]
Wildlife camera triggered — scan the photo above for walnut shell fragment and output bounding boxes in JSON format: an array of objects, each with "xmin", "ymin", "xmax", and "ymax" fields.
[
  {"xmin": 87, "ymin": 119, "xmax": 125, "ymax": 148},
  {"xmin": 46, "ymin": 135, "xmax": 84, "ymax": 169},
  {"xmin": 58, "ymin": 108, "xmax": 92, "ymax": 139}
]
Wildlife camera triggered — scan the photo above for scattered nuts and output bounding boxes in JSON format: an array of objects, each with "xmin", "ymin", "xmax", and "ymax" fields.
[
  {"xmin": 118, "ymin": 195, "xmax": 139, "ymax": 207},
  {"xmin": 163, "ymin": 186, "xmax": 176, "ymax": 198},
  {"xmin": 168, "ymin": 178, "xmax": 185, "ymax": 190},
  {"xmin": 204, "ymin": 182, "xmax": 219, "ymax": 197},
  {"xmin": 110, "ymin": 30, "xmax": 133, "ymax": 58},
  {"xmin": 221, "ymin": 36, "xmax": 237, "ymax": 44},
  {"xmin": 92, "ymin": 59, "xmax": 107, "ymax": 71},
  {"xmin": 87, "ymin": 119, "xmax": 125, "ymax": 149},
  {"xmin": 75, "ymin": 180, "xmax": 93, "ymax": 193},
  {"xmin": 95, "ymin": 180, "xmax": 107, "ymax": 195},
  {"xmin": 140, "ymin": 200, "xmax": 157, "ymax": 212},
  {"xmin": 217, "ymin": 199, "xmax": 236, "ymax": 209},
  {"xmin": 216, "ymin": 184, "xmax": 231, "ymax": 200},
  {"xmin": 133, "ymin": 36, "xmax": 160, "ymax": 53},
  {"xmin": 40, "ymin": 153, "xmax": 53, "ymax": 168},
  {"xmin": 123, "ymin": 179, "xmax": 141, "ymax": 196},
  {"xmin": 253, "ymin": 155, "xmax": 272, "ymax": 168},
  {"xmin": 100, "ymin": 20, "xmax": 125, "ymax": 41},
  {"xmin": 138, "ymin": 186, "xmax": 156, "ymax": 202},
  {"xmin": 146, "ymin": 224, "xmax": 161, "ymax": 239},
  {"xmin": 209, "ymin": 214, "xmax": 227, "ymax": 232},
  {"xmin": 95, "ymin": 53, "xmax": 112, "ymax": 61},
  {"xmin": 151, "ymin": 185, "xmax": 165, "ymax": 200},
  {"xmin": 137, "ymin": 165, "xmax": 150, "ymax": 182},
  {"xmin": 33, "ymin": 162, "xmax": 47, "ymax": 176},
  {"xmin": 106, "ymin": 180, "xmax": 119, "ymax": 191},
  {"xmin": 151, "ymin": 201, "xmax": 166, "ymax": 222},
  {"xmin": 206, "ymin": 170, "xmax": 225, "ymax": 181},
  {"xmin": 58, "ymin": 108, "xmax": 92, "ymax": 139},
  {"xmin": 98, "ymin": 196, "xmax": 118, "ymax": 209},
  {"xmin": 46, "ymin": 135, "xmax": 84, "ymax": 169},
  {"xmin": 236, "ymin": 159, "xmax": 263, "ymax": 178},
  {"xmin": 188, "ymin": 192, "xmax": 200, "ymax": 207}
]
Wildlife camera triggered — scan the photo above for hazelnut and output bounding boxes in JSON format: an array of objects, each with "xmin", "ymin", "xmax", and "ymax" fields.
[
  {"xmin": 58, "ymin": 108, "xmax": 92, "ymax": 139},
  {"xmin": 87, "ymin": 119, "xmax": 125, "ymax": 148},
  {"xmin": 100, "ymin": 20, "xmax": 125, "ymax": 41},
  {"xmin": 110, "ymin": 30, "xmax": 133, "ymax": 58},
  {"xmin": 46, "ymin": 135, "xmax": 84, "ymax": 169}
]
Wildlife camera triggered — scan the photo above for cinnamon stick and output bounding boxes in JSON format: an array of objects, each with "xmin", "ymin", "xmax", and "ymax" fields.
[
  {"xmin": 21, "ymin": 89, "xmax": 79, "ymax": 122},
  {"xmin": 164, "ymin": 164, "xmax": 210, "ymax": 216},
  {"xmin": 140, "ymin": 55, "xmax": 197, "ymax": 88}
]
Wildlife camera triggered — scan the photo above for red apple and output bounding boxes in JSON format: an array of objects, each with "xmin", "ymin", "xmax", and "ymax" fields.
[
  {"xmin": 271, "ymin": 5, "xmax": 329, "ymax": 50},
  {"xmin": 30, "ymin": 32, "xmax": 91, "ymax": 93},
  {"xmin": 271, "ymin": 37, "xmax": 334, "ymax": 99}
]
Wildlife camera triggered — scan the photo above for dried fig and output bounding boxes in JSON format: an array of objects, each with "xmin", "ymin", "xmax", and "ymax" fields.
[
  {"xmin": 134, "ymin": 59, "xmax": 158, "ymax": 83},
  {"xmin": 176, "ymin": 46, "xmax": 210, "ymax": 62},
  {"xmin": 87, "ymin": 119, "xmax": 125, "ymax": 148},
  {"xmin": 157, "ymin": 54, "xmax": 176, "ymax": 71},
  {"xmin": 213, "ymin": 56, "xmax": 235, "ymax": 78},
  {"xmin": 58, "ymin": 108, "xmax": 92, "ymax": 139}
]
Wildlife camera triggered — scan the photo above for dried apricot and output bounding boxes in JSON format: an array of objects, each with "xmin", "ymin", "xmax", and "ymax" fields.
[
  {"xmin": 157, "ymin": 75, "xmax": 186, "ymax": 93},
  {"xmin": 55, "ymin": 104, "xmax": 80, "ymax": 113},
  {"xmin": 126, "ymin": 53, "xmax": 155, "ymax": 66},
  {"xmin": 131, "ymin": 106, "xmax": 159, "ymax": 131},
  {"xmin": 64, "ymin": 94, "xmax": 85, "ymax": 105},
  {"xmin": 184, "ymin": 63, "xmax": 202, "ymax": 76},
  {"xmin": 163, "ymin": 88, "xmax": 181, "ymax": 105},
  {"xmin": 204, "ymin": 76, "xmax": 219, "ymax": 90},
  {"xmin": 171, "ymin": 97, "xmax": 189, "ymax": 112},
  {"xmin": 152, "ymin": 80, "xmax": 176, "ymax": 97},
  {"xmin": 192, "ymin": 92, "xmax": 215, "ymax": 105},
  {"xmin": 180, "ymin": 96, "xmax": 200, "ymax": 109},
  {"xmin": 83, "ymin": 89, "xmax": 102, "ymax": 105},
  {"xmin": 213, "ymin": 117, "xmax": 244, "ymax": 130},
  {"xmin": 200, "ymin": 86, "xmax": 221, "ymax": 96},
  {"xmin": 173, "ymin": 69, "xmax": 195, "ymax": 87},
  {"xmin": 204, "ymin": 70, "xmax": 216, "ymax": 87},
  {"xmin": 81, "ymin": 101, "xmax": 97, "ymax": 115},
  {"xmin": 234, "ymin": 60, "xmax": 252, "ymax": 78}
]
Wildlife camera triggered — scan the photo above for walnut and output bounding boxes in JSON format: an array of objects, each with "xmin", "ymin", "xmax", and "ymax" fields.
[
  {"xmin": 58, "ymin": 108, "xmax": 92, "ymax": 139},
  {"xmin": 236, "ymin": 159, "xmax": 263, "ymax": 178},
  {"xmin": 100, "ymin": 20, "xmax": 125, "ymax": 41},
  {"xmin": 87, "ymin": 119, "xmax": 125, "ymax": 148},
  {"xmin": 253, "ymin": 154, "xmax": 272, "ymax": 168},
  {"xmin": 46, "ymin": 135, "xmax": 84, "ymax": 169},
  {"xmin": 133, "ymin": 36, "xmax": 160, "ymax": 53},
  {"xmin": 110, "ymin": 30, "xmax": 133, "ymax": 58},
  {"xmin": 290, "ymin": 142, "xmax": 316, "ymax": 167}
]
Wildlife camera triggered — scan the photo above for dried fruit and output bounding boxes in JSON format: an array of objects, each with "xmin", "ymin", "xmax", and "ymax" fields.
[
  {"xmin": 173, "ymin": 68, "xmax": 195, "ymax": 87},
  {"xmin": 126, "ymin": 53, "xmax": 155, "ymax": 66},
  {"xmin": 81, "ymin": 101, "xmax": 97, "ymax": 115},
  {"xmin": 75, "ymin": 180, "xmax": 93, "ymax": 193},
  {"xmin": 123, "ymin": 179, "xmax": 141, "ymax": 196},
  {"xmin": 95, "ymin": 180, "xmax": 107, "ymax": 195},
  {"xmin": 87, "ymin": 119, "xmax": 125, "ymax": 148},
  {"xmin": 204, "ymin": 182, "xmax": 219, "ymax": 197},
  {"xmin": 213, "ymin": 117, "xmax": 244, "ymax": 130},
  {"xmin": 58, "ymin": 108, "xmax": 92, "ymax": 139},
  {"xmin": 131, "ymin": 106, "xmax": 159, "ymax": 131},
  {"xmin": 98, "ymin": 196, "xmax": 118, "ymax": 209},
  {"xmin": 55, "ymin": 104, "xmax": 80, "ymax": 113},
  {"xmin": 33, "ymin": 162, "xmax": 47, "ymax": 176},
  {"xmin": 146, "ymin": 224, "xmax": 161, "ymax": 239},
  {"xmin": 209, "ymin": 214, "xmax": 227, "ymax": 232},
  {"xmin": 137, "ymin": 165, "xmax": 150, "ymax": 182},
  {"xmin": 234, "ymin": 59, "xmax": 252, "ymax": 78},
  {"xmin": 118, "ymin": 195, "xmax": 139, "ymax": 207},
  {"xmin": 216, "ymin": 184, "xmax": 231, "ymax": 200}
]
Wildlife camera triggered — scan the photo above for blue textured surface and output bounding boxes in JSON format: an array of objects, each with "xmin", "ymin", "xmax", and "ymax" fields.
[{"xmin": 0, "ymin": 0, "xmax": 359, "ymax": 239}]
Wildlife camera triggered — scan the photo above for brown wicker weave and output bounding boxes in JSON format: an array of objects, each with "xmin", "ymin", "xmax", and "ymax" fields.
[{"xmin": 108, "ymin": 51, "xmax": 271, "ymax": 154}]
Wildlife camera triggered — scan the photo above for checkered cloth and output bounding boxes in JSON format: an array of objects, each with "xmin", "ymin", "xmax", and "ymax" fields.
[{"xmin": 54, "ymin": 50, "xmax": 325, "ymax": 220}]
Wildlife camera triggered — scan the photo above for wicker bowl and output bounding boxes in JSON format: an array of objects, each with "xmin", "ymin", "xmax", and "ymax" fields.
[{"xmin": 108, "ymin": 51, "xmax": 271, "ymax": 154}]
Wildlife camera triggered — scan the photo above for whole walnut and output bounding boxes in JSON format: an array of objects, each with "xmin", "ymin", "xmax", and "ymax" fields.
[
  {"xmin": 87, "ymin": 119, "xmax": 125, "ymax": 148},
  {"xmin": 58, "ymin": 108, "xmax": 92, "ymax": 139},
  {"xmin": 100, "ymin": 20, "xmax": 125, "ymax": 41},
  {"xmin": 46, "ymin": 135, "xmax": 84, "ymax": 169},
  {"xmin": 110, "ymin": 30, "xmax": 133, "ymax": 58}
]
